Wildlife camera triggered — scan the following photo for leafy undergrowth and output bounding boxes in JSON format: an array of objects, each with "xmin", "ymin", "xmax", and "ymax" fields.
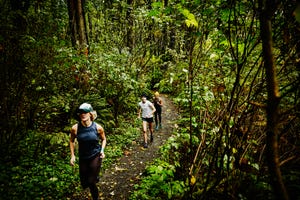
[
  {"xmin": 0, "ymin": 119, "xmax": 141, "ymax": 200},
  {"xmin": 130, "ymin": 136, "xmax": 188, "ymax": 200},
  {"xmin": 0, "ymin": 131, "xmax": 79, "ymax": 199}
]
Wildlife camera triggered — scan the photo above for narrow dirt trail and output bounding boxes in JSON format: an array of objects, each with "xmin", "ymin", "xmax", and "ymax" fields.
[{"xmin": 97, "ymin": 94, "xmax": 179, "ymax": 200}]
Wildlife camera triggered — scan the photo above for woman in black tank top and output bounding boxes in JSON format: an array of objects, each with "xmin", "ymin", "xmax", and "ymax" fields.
[
  {"xmin": 70, "ymin": 103, "xmax": 107, "ymax": 200},
  {"xmin": 153, "ymin": 92, "xmax": 163, "ymax": 130}
]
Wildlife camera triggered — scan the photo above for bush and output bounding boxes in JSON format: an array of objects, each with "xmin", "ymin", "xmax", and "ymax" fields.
[
  {"xmin": 0, "ymin": 131, "xmax": 80, "ymax": 200},
  {"xmin": 131, "ymin": 160, "xmax": 187, "ymax": 200}
]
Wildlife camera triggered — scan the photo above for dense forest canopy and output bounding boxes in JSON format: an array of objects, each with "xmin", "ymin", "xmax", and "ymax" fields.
[{"xmin": 0, "ymin": 0, "xmax": 299, "ymax": 199}]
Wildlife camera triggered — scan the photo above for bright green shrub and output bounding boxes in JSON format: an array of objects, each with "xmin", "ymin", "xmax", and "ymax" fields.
[{"xmin": 131, "ymin": 160, "xmax": 187, "ymax": 200}]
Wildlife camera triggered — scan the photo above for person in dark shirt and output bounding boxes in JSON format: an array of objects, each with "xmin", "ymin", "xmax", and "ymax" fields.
[
  {"xmin": 153, "ymin": 91, "xmax": 163, "ymax": 130},
  {"xmin": 70, "ymin": 103, "xmax": 106, "ymax": 200}
]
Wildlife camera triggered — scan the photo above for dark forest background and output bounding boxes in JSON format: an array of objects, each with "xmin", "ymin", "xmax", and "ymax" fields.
[{"xmin": 0, "ymin": 0, "xmax": 299, "ymax": 199}]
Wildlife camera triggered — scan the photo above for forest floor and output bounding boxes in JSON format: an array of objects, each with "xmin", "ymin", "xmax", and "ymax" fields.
[{"xmin": 72, "ymin": 94, "xmax": 179, "ymax": 200}]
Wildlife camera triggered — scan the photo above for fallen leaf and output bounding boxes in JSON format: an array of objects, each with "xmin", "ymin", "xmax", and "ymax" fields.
[
  {"xmin": 115, "ymin": 166, "xmax": 127, "ymax": 171},
  {"xmin": 123, "ymin": 150, "xmax": 131, "ymax": 156}
]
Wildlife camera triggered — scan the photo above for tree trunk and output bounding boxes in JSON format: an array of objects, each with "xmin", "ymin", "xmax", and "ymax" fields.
[
  {"xmin": 76, "ymin": 0, "xmax": 88, "ymax": 52},
  {"xmin": 259, "ymin": 0, "xmax": 289, "ymax": 199},
  {"xmin": 126, "ymin": 0, "xmax": 133, "ymax": 50},
  {"xmin": 67, "ymin": 0, "xmax": 88, "ymax": 54},
  {"xmin": 67, "ymin": 0, "xmax": 77, "ymax": 47}
]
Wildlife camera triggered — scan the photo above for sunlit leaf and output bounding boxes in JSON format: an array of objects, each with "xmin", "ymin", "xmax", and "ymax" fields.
[
  {"xmin": 232, "ymin": 148, "xmax": 237, "ymax": 154},
  {"xmin": 190, "ymin": 175, "xmax": 196, "ymax": 185}
]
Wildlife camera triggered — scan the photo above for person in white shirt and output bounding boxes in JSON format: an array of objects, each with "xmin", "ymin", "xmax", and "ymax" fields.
[{"xmin": 137, "ymin": 94, "xmax": 156, "ymax": 148}]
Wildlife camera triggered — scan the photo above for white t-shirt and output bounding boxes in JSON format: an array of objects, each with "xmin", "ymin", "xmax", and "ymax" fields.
[{"xmin": 139, "ymin": 100, "xmax": 154, "ymax": 118}]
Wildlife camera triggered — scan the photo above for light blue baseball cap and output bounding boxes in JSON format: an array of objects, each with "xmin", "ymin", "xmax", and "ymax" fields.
[{"xmin": 78, "ymin": 103, "xmax": 93, "ymax": 113}]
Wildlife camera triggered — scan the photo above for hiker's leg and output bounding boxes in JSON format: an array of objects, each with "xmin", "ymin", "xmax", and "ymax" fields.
[
  {"xmin": 158, "ymin": 110, "xmax": 162, "ymax": 128},
  {"xmin": 149, "ymin": 118, "xmax": 154, "ymax": 142},
  {"xmin": 149, "ymin": 121, "xmax": 154, "ymax": 136},
  {"xmin": 154, "ymin": 111, "xmax": 158, "ymax": 125},
  {"xmin": 88, "ymin": 155, "xmax": 102, "ymax": 183},
  {"xmin": 142, "ymin": 120, "xmax": 148, "ymax": 143},
  {"xmin": 154, "ymin": 112, "xmax": 159, "ymax": 130},
  {"xmin": 89, "ymin": 183, "xmax": 99, "ymax": 200},
  {"xmin": 88, "ymin": 155, "xmax": 102, "ymax": 200},
  {"xmin": 79, "ymin": 159, "xmax": 89, "ymax": 189}
]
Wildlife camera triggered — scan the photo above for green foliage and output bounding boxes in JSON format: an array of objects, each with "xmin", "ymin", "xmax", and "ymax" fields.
[
  {"xmin": 1, "ymin": 0, "xmax": 299, "ymax": 199},
  {"xmin": 177, "ymin": 6, "xmax": 198, "ymax": 28},
  {"xmin": 131, "ymin": 130, "xmax": 196, "ymax": 200},
  {"xmin": 130, "ymin": 1, "xmax": 299, "ymax": 198},
  {"xmin": 102, "ymin": 120, "xmax": 141, "ymax": 168},
  {"xmin": 0, "ymin": 117, "xmax": 143, "ymax": 199},
  {"xmin": 131, "ymin": 159, "xmax": 187, "ymax": 200},
  {"xmin": 0, "ymin": 131, "xmax": 80, "ymax": 200}
]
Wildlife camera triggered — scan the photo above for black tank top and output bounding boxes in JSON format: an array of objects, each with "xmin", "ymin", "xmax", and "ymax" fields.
[
  {"xmin": 153, "ymin": 97, "xmax": 162, "ymax": 111},
  {"xmin": 77, "ymin": 122, "xmax": 101, "ymax": 160}
]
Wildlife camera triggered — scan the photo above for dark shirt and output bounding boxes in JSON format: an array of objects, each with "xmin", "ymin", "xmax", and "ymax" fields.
[
  {"xmin": 77, "ymin": 122, "xmax": 101, "ymax": 160},
  {"xmin": 153, "ymin": 97, "xmax": 162, "ymax": 111}
]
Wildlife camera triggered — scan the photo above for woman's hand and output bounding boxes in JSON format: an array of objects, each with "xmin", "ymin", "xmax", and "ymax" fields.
[
  {"xmin": 100, "ymin": 152, "xmax": 105, "ymax": 159},
  {"xmin": 70, "ymin": 155, "xmax": 76, "ymax": 166}
]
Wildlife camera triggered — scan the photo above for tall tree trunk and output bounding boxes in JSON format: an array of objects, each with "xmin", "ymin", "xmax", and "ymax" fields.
[
  {"xmin": 187, "ymin": 28, "xmax": 196, "ymax": 199},
  {"xmin": 160, "ymin": 0, "xmax": 168, "ymax": 56},
  {"xmin": 259, "ymin": 0, "xmax": 289, "ymax": 199},
  {"xmin": 126, "ymin": 0, "xmax": 133, "ymax": 50},
  {"xmin": 76, "ymin": 0, "xmax": 88, "ymax": 53},
  {"xmin": 67, "ymin": 0, "xmax": 77, "ymax": 47},
  {"xmin": 67, "ymin": 0, "xmax": 88, "ymax": 54}
]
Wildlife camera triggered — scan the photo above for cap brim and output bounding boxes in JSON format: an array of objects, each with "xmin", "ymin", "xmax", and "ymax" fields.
[{"xmin": 78, "ymin": 109, "xmax": 90, "ymax": 113}]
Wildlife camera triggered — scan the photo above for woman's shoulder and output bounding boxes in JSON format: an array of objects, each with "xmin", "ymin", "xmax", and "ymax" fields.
[
  {"xmin": 71, "ymin": 123, "xmax": 78, "ymax": 135},
  {"xmin": 93, "ymin": 122, "xmax": 103, "ymax": 128},
  {"xmin": 71, "ymin": 123, "xmax": 78, "ymax": 129},
  {"xmin": 94, "ymin": 122, "xmax": 104, "ymax": 133}
]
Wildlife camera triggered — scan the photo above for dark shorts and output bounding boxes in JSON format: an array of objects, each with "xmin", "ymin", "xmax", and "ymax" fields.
[
  {"xmin": 79, "ymin": 153, "xmax": 102, "ymax": 188},
  {"xmin": 142, "ymin": 117, "xmax": 154, "ymax": 123}
]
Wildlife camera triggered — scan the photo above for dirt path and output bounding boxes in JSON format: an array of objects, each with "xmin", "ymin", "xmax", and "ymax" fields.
[
  {"xmin": 99, "ymin": 94, "xmax": 178, "ymax": 200},
  {"xmin": 72, "ymin": 94, "xmax": 179, "ymax": 200}
]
